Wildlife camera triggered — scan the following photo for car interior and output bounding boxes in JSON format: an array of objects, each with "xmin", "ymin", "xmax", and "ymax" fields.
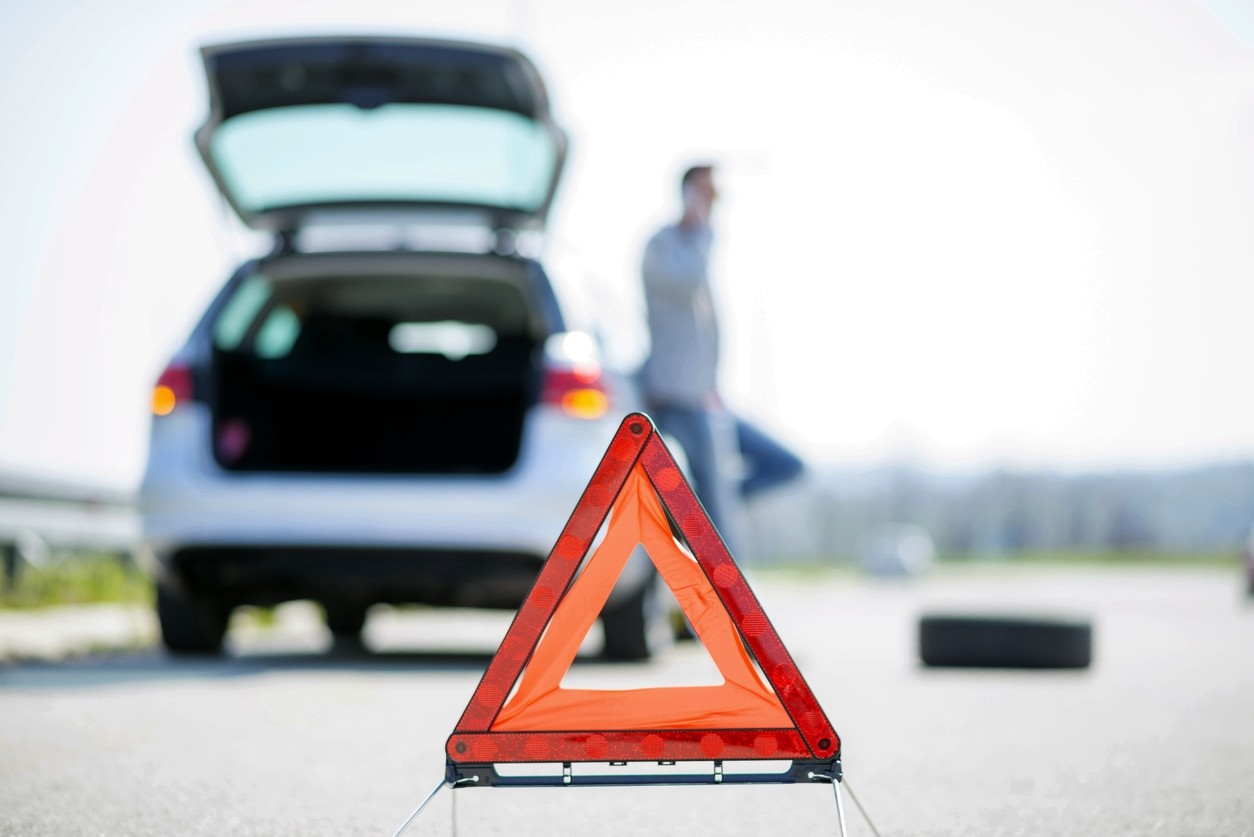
[{"xmin": 210, "ymin": 260, "xmax": 545, "ymax": 474}]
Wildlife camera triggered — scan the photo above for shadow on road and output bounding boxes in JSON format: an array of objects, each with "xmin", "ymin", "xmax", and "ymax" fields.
[
  {"xmin": 0, "ymin": 634, "xmax": 648, "ymax": 691},
  {"xmin": 0, "ymin": 639, "xmax": 502, "ymax": 691}
]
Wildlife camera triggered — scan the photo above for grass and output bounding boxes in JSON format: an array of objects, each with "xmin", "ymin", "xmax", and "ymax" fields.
[
  {"xmin": 0, "ymin": 552, "xmax": 154, "ymax": 610},
  {"xmin": 939, "ymin": 549, "xmax": 1240, "ymax": 569},
  {"xmin": 757, "ymin": 549, "xmax": 1241, "ymax": 576}
]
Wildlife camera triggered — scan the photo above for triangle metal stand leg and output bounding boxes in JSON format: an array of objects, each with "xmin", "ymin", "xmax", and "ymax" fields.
[
  {"xmin": 808, "ymin": 767, "xmax": 849, "ymax": 837},
  {"xmin": 390, "ymin": 777, "xmax": 447, "ymax": 837},
  {"xmin": 831, "ymin": 778, "xmax": 849, "ymax": 837}
]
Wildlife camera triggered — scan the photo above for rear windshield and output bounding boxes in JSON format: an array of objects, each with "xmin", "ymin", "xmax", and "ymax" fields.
[{"xmin": 209, "ymin": 103, "xmax": 559, "ymax": 215}]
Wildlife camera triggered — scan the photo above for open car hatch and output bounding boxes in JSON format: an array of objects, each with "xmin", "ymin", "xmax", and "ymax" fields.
[{"xmin": 195, "ymin": 36, "xmax": 568, "ymax": 233}]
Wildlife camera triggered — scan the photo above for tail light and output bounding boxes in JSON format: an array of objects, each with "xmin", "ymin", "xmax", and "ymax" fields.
[
  {"xmin": 541, "ymin": 332, "xmax": 611, "ymax": 420},
  {"xmin": 151, "ymin": 362, "xmax": 194, "ymax": 416},
  {"xmin": 542, "ymin": 365, "xmax": 610, "ymax": 419}
]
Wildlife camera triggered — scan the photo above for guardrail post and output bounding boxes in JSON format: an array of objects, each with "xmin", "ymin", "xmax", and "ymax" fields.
[{"xmin": 1, "ymin": 543, "xmax": 18, "ymax": 591}]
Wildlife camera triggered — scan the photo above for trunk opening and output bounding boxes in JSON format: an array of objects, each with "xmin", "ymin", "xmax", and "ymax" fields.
[{"xmin": 209, "ymin": 256, "xmax": 544, "ymax": 474}]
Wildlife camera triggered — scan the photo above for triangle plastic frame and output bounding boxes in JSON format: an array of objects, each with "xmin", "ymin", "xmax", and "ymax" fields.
[{"xmin": 445, "ymin": 412, "xmax": 840, "ymax": 787}]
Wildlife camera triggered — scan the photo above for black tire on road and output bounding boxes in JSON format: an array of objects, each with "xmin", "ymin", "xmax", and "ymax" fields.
[
  {"xmin": 601, "ymin": 574, "xmax": 672, "ymax": 661},
  {"xmin": 156, "ymin": 582, "xmax": 229, "ymax": 655},
  {"xmin": 919, "ymin": 613, "xmax": 1093, "ymax": 669}
]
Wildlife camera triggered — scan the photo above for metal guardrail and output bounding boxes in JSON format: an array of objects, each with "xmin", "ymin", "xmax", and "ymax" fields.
[{"xmin": 0, "ymin": 472, "xmax": 139, "ymax": 586}]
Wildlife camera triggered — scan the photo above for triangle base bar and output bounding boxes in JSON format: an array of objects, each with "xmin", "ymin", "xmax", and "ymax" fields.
[
  {"xmin": 447, "ymin": 758, "xmax": 842, "ymax": 788},
  {"xmin": 447, "ymin": 728, "xmax": 818, "ymax": 765}
]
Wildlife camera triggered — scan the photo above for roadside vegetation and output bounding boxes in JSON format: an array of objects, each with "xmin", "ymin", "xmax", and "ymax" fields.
[
  {"xmin": 0, "ymin": 552, "xmax": 153, "ymax": 609},
  {"xmin": 939, "ymin": 549, "xmax": 1239, "ymax": 568},
  {"xmin": 0, "ymin": 549, "xmax": 1239, "ymax": 610},
  {"xmin": 757, "ymin": 548, "xmax": 1240, "ymax": 577}
]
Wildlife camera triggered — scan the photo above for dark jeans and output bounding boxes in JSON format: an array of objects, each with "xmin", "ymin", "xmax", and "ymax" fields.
[
  {"xmin": 647, "ymin": 405, "xmax": 805, "ymax": 553},
  {"xmin": 735, "ymin": 416, "xmax": 805, "ymax": 499},
  {"xmin": 649, "ymin": 405, "xmax": 737, "ymax": 538}
]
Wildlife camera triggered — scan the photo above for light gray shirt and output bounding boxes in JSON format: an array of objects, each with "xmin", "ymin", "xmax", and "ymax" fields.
[{"xmin": 640, "ymin": 222, "xmax": 719, "ymax": 407}]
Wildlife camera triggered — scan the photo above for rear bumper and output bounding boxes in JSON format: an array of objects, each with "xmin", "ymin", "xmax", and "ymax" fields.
[
  {"xmin": 141, "ymin": 473, "xmax": 578, "ymax": 560},
  {"xmin": 168, "ymin": 544, "xmax": 542, "ymax": 608},
  {"xmin": 142, "ymin": 475, "xmax": 580, "ymax": 609}
]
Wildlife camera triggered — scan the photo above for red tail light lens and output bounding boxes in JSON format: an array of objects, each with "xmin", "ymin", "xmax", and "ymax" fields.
[
  {"xmin": 152, "ymin": 363, "xmax": 194, "ymax": 416},
  {"xmin": 541, "ymin": 364, "xmax": 610, "ymax": 420}
]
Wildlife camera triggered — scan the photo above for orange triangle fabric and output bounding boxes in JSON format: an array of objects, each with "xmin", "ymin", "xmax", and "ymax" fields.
[
  {"xmin": 446, "ymin": 413, "xmax": 839, "ymax": 769},
  {"xmin": 492, "ymin": 463, "xmax": 791, "ymax": 731}
]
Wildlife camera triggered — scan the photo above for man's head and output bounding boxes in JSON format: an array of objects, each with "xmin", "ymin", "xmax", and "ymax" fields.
[{"xmin": 680, "ymin": 164, "xmax": 718, "ymax": 227}]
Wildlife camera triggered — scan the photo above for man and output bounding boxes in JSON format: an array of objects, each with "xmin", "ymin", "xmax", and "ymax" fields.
[{"xmin": 640, "ymin": 164, "xmax": 803, "ymax": 554}]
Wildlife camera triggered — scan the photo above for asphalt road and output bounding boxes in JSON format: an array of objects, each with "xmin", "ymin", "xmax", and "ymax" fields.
[{"xmin": 1, "ymin": 565, "xmax": 1251, "ymax": 836}]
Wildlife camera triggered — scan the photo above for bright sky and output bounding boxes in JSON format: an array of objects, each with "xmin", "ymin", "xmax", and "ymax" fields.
[{"xmin": 2, "ymin": 0, "xmax": 1253, "ymax": 489}]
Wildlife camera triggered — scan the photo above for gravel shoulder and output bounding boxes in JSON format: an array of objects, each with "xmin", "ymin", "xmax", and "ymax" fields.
[{"xmin": 0, "ymin": 604, "xmax": 157, "ymax": 662}]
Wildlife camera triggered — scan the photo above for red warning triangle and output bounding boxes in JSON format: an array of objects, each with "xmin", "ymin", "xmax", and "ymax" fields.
[{"xmin": 446, "ymin": 413, "xmax": 839, "ymax": 771}]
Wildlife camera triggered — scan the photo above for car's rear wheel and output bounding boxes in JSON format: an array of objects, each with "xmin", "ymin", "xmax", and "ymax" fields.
[
  {"xmin": 601, "ymin": 574, "xmax": 672, "ymax": 661},
  {"xmin": 156, "ymin": 582, "xmax": 229, "ymax": 655}
]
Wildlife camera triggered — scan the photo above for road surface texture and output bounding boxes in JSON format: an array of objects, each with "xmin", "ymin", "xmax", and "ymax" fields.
[{"xmin": 1, "ymin": 565, "xmax": 1251, "ymax": 836}]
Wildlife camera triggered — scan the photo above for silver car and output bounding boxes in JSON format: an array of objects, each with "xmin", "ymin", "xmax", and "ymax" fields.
[{"xmin": 141, "ymin": 36, "xmax": 667, "ymax": 658}]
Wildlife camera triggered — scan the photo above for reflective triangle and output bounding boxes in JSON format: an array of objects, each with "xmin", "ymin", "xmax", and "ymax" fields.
[{"xmin": 446, "ymin": 413, "xmax": 839, "ymax": 768}]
